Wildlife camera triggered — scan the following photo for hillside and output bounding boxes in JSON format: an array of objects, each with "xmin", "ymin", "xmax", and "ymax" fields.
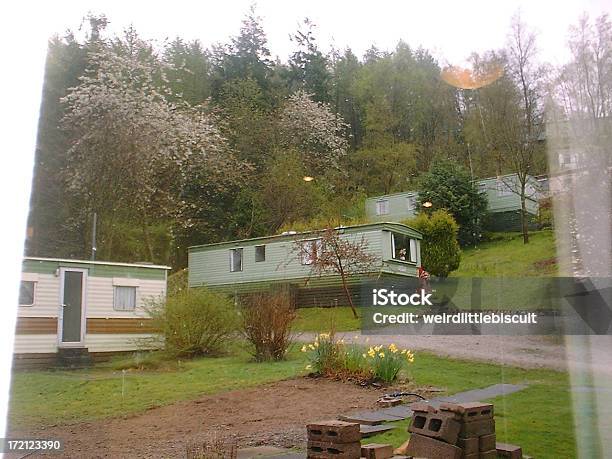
[{"xmin": 452, "ymin": 230, "xmax": 557, "ymax": 277}]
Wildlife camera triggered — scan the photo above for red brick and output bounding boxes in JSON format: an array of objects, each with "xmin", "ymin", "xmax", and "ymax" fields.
[
  {"xmin": 459, "ymin": 419, "xmax": 495, "ymax": 437},
  {"xmin": 479, "ymin": 450, "xmax": 497, "ymax": 459},
  {"xmin": 440, "ymin": 402, "xmax": 494, "ymax": 421},
  {"xmin": 378, "ymin": 397, "xmax": 403, "ymax": 407},
  {"xmin": 306, "ymin": 440, "xmax": 361, "ymax": 459},
  {"xmin": 307, "ymin": 420, "xmax": 361, "ymax": 443},
  {"xmin": 478, "ymin": 434, "xmax": 496, "ymax": 452},
  {"xmin": 496, "ymin": 442, "xmax": 522, "ymax": 459},
  {"xmin": 361, "ymin": 443, "xmax": 394, "ymax": 459},
  {"xmin": 406, "ymin": 434, "xmax": 462, "ymax": 459},
  {"xmin": 408, "ymin": 410, "xmax": 461, "ymax": 444},
  {"xmin": 457, "ymin": 437, "xmax": 479, "ymax": 455}
]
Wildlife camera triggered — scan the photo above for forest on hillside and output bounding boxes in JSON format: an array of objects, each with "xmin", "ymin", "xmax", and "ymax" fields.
[{"xmin": 26, "ymin": 8, "xmax": 612, "ymax": 268}]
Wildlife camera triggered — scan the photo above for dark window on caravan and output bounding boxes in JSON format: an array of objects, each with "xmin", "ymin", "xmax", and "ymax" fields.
[
  {"xmin": 230, "ymin": 248, "xmax": 243, "ymax": 272},
  {"xmin": 255, "ymin": 245, "xmax": 266, "ymax": 262},
  {"xmin": 19, "ymin": 281, "xmax": 35, "ymax": 306},
  {"xmin": 391, "ymin": 233, "xmax": 417, "ymax": 263}
]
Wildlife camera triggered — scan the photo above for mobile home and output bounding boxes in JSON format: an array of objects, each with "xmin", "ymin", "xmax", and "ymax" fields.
[
  {"xmin": 188, "ymin": 222, "xmax": 422, "ymax": 307},
  {"xmin": 365, "ymin": 173, "xmax": 541, "ymax": 231},
  {"xmin": 14, "ymin": 257, "xmax": 169, "ymax": 368}
]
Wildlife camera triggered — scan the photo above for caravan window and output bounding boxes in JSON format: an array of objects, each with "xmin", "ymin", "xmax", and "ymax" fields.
[
  {"xmin": 375, "ymin": 199, "xmax": 389, "ymax": 215},
  {"xmin": 496, "ymin": 180, "xmax": 513, "ymax": 197},
  {"xmin": 391, "ymin": 233, "xmax": 416, "ymax": 263},
  {"xmin": 230, "ymin": 248, "xmax": 243, "ymax": 272},
  {"xmin": 406, "ymin": 195, "xmax": 417, "ymax": 212},
  {"xmin": 255, "ymin": 245, "xmax": 266, "ymax": 262},
  {"xmin": 300, "ymin": 239, "xmax": 322, "ymax": 265},
  {"xmin": 114, "ymin": 286, "xmax": 136, "ymax": 311},
  {"xmin": 19, "ymin": 281, "xmax": 35, "ymax": 306}
]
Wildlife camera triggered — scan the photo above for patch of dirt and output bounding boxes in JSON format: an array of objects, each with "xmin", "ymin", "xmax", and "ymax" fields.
[{"xmin": 9, "ymin": 378, "xmax": 429, "ymax": 459}]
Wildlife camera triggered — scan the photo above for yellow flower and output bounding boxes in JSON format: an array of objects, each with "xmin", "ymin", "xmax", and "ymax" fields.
[
  {"xmin": 389, "ymin": 343, "xmax": 398, "ymax": 353},
  {"xmin": 313, "ymin": 341, "xmax": 319, "ymax": 348},
  {"xmin": 400, "ymin": 349, "xmax": 407, "ymax": 354},
  {"xmin": 305, "ymin": 364, "xmax": 312, "ymax": 370},
  {"xmin": 319, "ymin": 333, "xmax": 330, "ymax": 339},
  {"xmin": 301, "ymin": 345, "xmax": 308, "ymax": 353},
  {"xmin": 309, "ymin": 344, "xmax": 315, "ymax": 350},
  {"xmin": 367, "ymin": 349, "xmax": 376, "ymax": 358},
  {"xmin": 379, "ymin": 352, "xmax": 385, "ymax": 358},
  {"xmin": 362, "ymin": 353, "xmax": 367, "ymax": 358}
]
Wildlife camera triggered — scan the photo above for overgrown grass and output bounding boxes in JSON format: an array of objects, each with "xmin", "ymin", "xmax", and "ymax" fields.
[
  {"xmin": 8, "ymin": 346, "xmax": 305, "ymax": 429},
  {"xmin": 369, "ymin": 351, "xmax": 578, "ymax": 459},
  {"xmin": 453, "ymin": 230, "xmax": 557, "ymax": 277}
]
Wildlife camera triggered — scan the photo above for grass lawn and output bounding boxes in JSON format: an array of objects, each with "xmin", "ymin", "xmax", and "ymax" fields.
[
  {"xmin": 369, "ymin": 351, "xmax": 578, "ymax": 458},
  {"xmin": 9, "ymin": 346, "xmax": 580, "ymax": 458},
  {"xmin": 453, "ymin": 230, "xmax": 557, "ymax": 277},
  {"xmin": 8, "ymin": 346, "xmax": 305, "ymax": 429},
  {"xmin": 294, "ymin": 306, "xmax": 362, "ymax": 332}
]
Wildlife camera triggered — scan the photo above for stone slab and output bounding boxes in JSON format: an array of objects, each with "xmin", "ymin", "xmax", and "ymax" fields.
[{"xmin": 360, "ymin": 424, "xmax": 397, "ymax": 437}]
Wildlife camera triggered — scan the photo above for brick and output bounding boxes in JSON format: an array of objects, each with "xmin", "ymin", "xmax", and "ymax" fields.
[
  {"xmin": 408, "ymin": 410, "xmax": 461, "ymax": 444},
  {"xmin": 306, "ymin": 440, "xmax": 361, "ymax": 459},
  {"xmin": 459, "ymin": 419, "xmax": 495, "ymax": 437},
  {"xmin": 409, "ymin": 402, "xmax": 437, "ymax": 413},
  {"xmin": 406, "ymin": 434, "xmax": 462, "ymax": 459},
  {"xmin": 457, "ymin": 437, "xmax": 479, "ymax": 455},
  {"xmin": 478, "ymin": 434, "xmax": 496, "ymax": 452},
  {"xmin": 496, "ymin": 442, "xmax": 522, "ymax": 459},
  {"xmin": 439, "ymin": 402, "xmax": 494, "ymax": 421},
  {"xmin": 307, "ymin": 420, "xmax": 361, "ymax": 443},
  {"xmin": 393, "ymin": 439, "xmax": 410, "ymax": 456},
  {"xmin": 479, "ymin": 450, "xmax": 497, "ymax": 459},
  {"xmin": 361, "ymin": 443, "xmax": 394, "ymax": 459},
  {"xmin": 462, "ymin": 454, "xmax": 478, "ymax": 459}
]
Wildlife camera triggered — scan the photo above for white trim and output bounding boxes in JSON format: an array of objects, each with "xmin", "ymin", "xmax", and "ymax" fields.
[
  {"xmin": 112, "ymin": 277, "xmax": 141, "ymax": 287},
  {"xmin": 25, "ymin": 256, "xmax": 170, "ymax": 270},
  {"xmin": 21, "ymin": 272, "xmax": 39, "ymax": 282},
  {"xmin": 58, "ymin": 268, "xmax": 88, "ymax": 347}
]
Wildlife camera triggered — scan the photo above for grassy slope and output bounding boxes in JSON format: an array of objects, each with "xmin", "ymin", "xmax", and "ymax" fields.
[{"xmin": 453, "ymin": 230, "xmax": 557, "ymax": 277}]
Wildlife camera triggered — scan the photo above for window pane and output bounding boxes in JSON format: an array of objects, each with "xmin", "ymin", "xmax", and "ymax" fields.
[
  {"xmin": 409, "ymin": 239, "xmax": 418, "ymax": 263},
  {"xmin": 376, "ymin": 200, "xmax": 389, "ymax": 215},
  {"xmin": 301, "ymin": 240, "xmax": 321, "ymax": 265},
  {"xmin": 230, "ymin": 248, "xmax": 243, "ymax": 272},
  {"xmin": 392, "ymin": 233, "xmax": 413, "ymax": 262},
  {"xmin": 114, "ymin": 286, "xmax": 136, "ymax": 311},
  {"xmin": 19, "ymin": 281, "xmax": 35, "ymax": 306},
  {"xmin": 255, "ymin": 245, "xmax": 265, "ymax": 262}
]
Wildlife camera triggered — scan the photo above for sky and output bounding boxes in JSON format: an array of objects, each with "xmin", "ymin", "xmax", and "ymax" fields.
[{"xmin": 42, "ymin": 0, "xmax": 611, "ymax": 67}]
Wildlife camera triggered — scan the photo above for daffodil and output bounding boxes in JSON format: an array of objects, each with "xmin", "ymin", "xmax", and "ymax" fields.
[
  {"xmin": 301, "ymin": 345, "xmax": 308, "ymax": 353},
  {"xmin": 379, "ymin": 352, "xmax": 385, "ymax": 358},
  {"xmin": 309, "ymin": 344, "xmax": 315, "ymax": 350},
  {"xmin": 305, "ymin": 364, "xmax": 312, "ymax": 370}
]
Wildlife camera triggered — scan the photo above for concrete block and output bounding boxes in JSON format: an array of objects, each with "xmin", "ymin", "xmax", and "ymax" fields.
[
  {"xmin": 496, "ymin": 442, "xmax": 522, "ymax": 459},
  {"xmin": 307, "ymin": 420, "xmax": 361, "ymax": 443},
  {"xmin": 409, "ymin": 410, "xmax": 461, "ymax": 444},
  {"xmin": 439, "ymin": 402, "xmax": 494, "ymax": 422},
  {"xmin": 478, "ymin": 434, "xmax": 496, "ymax": 452},
  {"xmin": 306, "ymin": 440, "xmax": 361, "ymax": 459},
  {"xmin": 457, "ymin": 437, "xmax": 479, "ymax": 455},
  {"xmin": 409, "ymin": 402, "xmax": 437, "ymax": 414},
  {"xmin": 479, "ymin": 450, "xmax": 497, "ymax": 459},
  {"xmin": 459, "ymin": 419, "xmax": 495, "ymax": 437},
  {"xmin": 360, "ymin": 443, "xmax": 394, "ymax": 459},
  {"xmin": 406, "ymin": 434, "xmax": 462, "ymax": 459}
]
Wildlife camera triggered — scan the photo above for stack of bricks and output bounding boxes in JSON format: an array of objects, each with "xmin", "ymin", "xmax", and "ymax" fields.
[
  {"xmin": 306, "ymin": 420, "xmax": 361, "ymax": 459},
  {"xmin": 404, "ymin": 401, "xmax": 497, "ymax": 459}
]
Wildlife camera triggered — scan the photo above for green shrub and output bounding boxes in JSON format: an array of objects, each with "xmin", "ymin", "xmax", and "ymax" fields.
[
  {"xmin": 240, "ymin": 291, "xmax": 296, "ymax": 362},
  {"xmin": 406, "ymin": 209, "xmax": 461, "ymax": 278},
  {"xmin": 147, "ymin": 288, "xmax": 239, "ymax": 358}
]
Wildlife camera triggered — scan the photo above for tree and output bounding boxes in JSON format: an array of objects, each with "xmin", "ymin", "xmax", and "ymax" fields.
[
  {"xmin": 406, "ymin": 210, "xmax": 461, "ymax": 278},
  {"xmin": 288, "ymin": 18, "xmax": 331, "ymax": 103},
  {"xmin": 349, "ymin": 142, "xmax": 417, "ymax": 194},
  {"xmin": 417, "ymin": 160, "xmax": 488, "ymax": 246},
  {"xmin": 62, "ymin": 29, "xmax": 246, "ymax": 262},
  {"xmin": 277, "ymin": 90, "xmax": 349, "ymax": 175},
  {"xmin": 294, "ymin": 228, "xmax": 378, "ymax": 318}
]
